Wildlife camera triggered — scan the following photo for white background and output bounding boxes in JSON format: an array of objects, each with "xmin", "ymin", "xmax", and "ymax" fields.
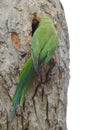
[{"xmin": 60, "ymin": 0, "xmax": 98, "ymax": 130}]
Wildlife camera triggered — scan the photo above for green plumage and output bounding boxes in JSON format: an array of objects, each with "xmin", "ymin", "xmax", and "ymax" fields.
[{"xmin": 11, "ymin": 16, "xmax": 58, "ymax": 119}]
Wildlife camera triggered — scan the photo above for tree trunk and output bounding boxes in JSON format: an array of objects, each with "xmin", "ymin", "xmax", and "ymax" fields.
[{"xmin": 0, "ymin": 0, "xmax": 69, "ymax": 130}]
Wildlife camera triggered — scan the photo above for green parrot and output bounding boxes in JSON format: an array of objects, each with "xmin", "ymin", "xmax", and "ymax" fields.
[{"xmin": 10, "ymin": 16, "xmax": 59, "ymax": 119}]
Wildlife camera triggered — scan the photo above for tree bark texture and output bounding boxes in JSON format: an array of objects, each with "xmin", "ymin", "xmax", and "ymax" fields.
[{"xmin": 0, "ymin": 0, "xmax": 69, "ymax": 130}]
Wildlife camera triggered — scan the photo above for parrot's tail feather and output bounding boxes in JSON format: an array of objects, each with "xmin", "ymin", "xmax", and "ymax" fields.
[
  {"xmin": 11, "ymin": 57, "xmax": 33, "ymax": 105},
  {"xmin": 10, "ymin": 57, "xmax": 36, "ymax": 120}
]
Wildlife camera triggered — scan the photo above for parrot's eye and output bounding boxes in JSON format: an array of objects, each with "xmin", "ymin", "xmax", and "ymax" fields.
[{"xmin": 32, "ymin": 19, "xmax": 39, "ymax": 36}]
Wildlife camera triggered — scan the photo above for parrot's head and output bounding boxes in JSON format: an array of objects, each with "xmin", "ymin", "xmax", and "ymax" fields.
[{"xmin": 40, "ymin": 16, "xmax": 53, "ymax": 25}]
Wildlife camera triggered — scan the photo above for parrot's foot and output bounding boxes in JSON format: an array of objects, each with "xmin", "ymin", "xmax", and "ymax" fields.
[{"xmin": 48, "ymin": 58, "xmax": 56, "ymax": 68}]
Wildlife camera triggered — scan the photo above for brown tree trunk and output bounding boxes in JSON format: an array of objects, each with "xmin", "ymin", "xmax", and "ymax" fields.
[{"xmin": 0, "ymin": 0, "xmax": 69, "ymax": 130}]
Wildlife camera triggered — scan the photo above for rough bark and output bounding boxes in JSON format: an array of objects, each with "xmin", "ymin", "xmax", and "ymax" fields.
[{"xmin": 0, "ymin": 0, "xmax": 69, "ymax": 130}]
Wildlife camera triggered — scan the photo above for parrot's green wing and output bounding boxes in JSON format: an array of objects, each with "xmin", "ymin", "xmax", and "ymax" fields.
[
  {"xmin": 39, "ymin": 35, "xmax": 58, "ymax": 68},
  {"xmin": 31, "ymin": 27, "xmax": 50, "ymax": 71}
]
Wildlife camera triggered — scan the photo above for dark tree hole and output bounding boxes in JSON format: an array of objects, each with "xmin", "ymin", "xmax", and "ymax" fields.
[{"xmin": 32, "ymin": 18, "xmax": 39, "ymax": 36}]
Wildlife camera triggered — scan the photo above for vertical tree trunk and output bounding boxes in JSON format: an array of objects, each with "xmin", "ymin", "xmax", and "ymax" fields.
[{"xmin": 0, "ymin": 0, "xmax": 69, "ymax": 130}]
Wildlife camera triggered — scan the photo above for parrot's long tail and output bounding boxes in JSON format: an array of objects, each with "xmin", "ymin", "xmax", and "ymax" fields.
[{"xmin": 10, "ymin": 56, "xmax": 37, "ymax": 120}]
